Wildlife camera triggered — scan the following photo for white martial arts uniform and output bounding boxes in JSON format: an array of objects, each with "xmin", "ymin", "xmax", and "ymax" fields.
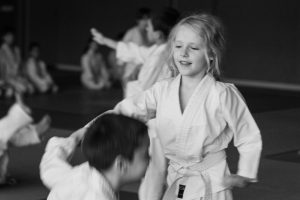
[
  {"xmin": 116, "ymin": 42, "xmax": 171, "ymax": 97},
  {"xmin": 81, "ymin": 52, "xmax": 110, "ymax": 90},
  {"xmin": 0, "ymin": 103, "xmax": 41, "ymax": 183},
  {"xmin": 25, "ymin": 58, "xmax": 55, "ymax": 93},
  {"xmin": 0, "ymin": 44, "xmax": 32, "ymax": 94},
  {"xmin": 40, "ymin": 136, "xmax": 117, "ymax": 200},
  {"xmin": 0, "ymin": 44, "xmax": 20, "ymax": 78},
  {"xmin": 121, "ymin": 26, "xmax": 150, "ymax": 83},
  {"xmin": 110, "ymin": 74, "xmax": 262, "ymax": 200}
]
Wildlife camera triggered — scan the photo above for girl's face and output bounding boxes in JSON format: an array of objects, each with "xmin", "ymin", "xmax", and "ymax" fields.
[{"xmin": 173, "ymin": 25, "xmax": 208, "ymax": 79}]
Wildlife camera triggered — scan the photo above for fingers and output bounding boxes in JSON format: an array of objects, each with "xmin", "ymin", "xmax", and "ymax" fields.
[
  {"xmin": 90, "ymin": 28, "xmax": 104, "ymax": 44},
  {"xmin": 90, "ymin": 28, "xmax": 98, "ymax": 36},
  {"xmin": 223, "ymin": 175, "xmax": 250, "ymax": 189}
]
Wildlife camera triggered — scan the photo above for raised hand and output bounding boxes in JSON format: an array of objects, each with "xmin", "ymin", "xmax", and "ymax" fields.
[
  {"xmin": 90, "ymin": 28, "xmax": 117, "ymax": 49},
  {"xmin": 90, "ymin": 28, "xmax": 105, "ymax": 45}
]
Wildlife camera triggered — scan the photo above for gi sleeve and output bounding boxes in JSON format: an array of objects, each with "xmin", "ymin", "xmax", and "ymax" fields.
[
  {"xmin": 139, "ymin": 131, "xmax": 167, "ymax": 200},
  {"xmin": 220, "ymin": 84, "xmax": 262, "ymax": 181},
  {"xmin": 116, "ymin": 42, "xmax": 155, "ymax": 65},
  {"xmin": 110, "ymin": 82, "xmax": 161, "ymax": 122},
  {"xmin": 39, "ymin": 136, "xmax": 77, "ymax": 189}
]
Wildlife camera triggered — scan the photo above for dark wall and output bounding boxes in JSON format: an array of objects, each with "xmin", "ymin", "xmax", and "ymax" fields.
[
  {"xmin": 28, "ymin": 0, "xmax": 59, "ymax": 65},
  {"xmin": 217, "ymin": 0, "xmax": 300, "ymax": 84},
  {"xmin": 28, "ymin": 0, "xmax": 169, "ymax": 66},
  {"xmin": 26, "ymin": 0, "xmax": 300, "ymax": 84},
  {"xmin": 176, "ymin": 0, "xmax": 299, "ymax": 84}
]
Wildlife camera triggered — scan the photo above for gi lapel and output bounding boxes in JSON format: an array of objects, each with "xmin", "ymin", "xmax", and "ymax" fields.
[{"xmin": 175, "ymin": 74, "xmax": 215, "ymax": 156}]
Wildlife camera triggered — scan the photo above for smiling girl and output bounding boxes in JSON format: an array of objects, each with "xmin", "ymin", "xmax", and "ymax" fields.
[{"xmin": 80, "ymin": 13, "xmax": 262, "ymax": 200}]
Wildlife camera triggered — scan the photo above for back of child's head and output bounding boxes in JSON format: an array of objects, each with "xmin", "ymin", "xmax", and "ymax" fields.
[
  {"xmin": 151, "ymin": 7, "xmax": 181, "ymax": 38},
  {"xmin": 81, "ymin": 113, "xmax": 148, "ymax": 172},
  {"xmin": 167, "ymin": 13, "xmax": 225, "ymax": 78}
]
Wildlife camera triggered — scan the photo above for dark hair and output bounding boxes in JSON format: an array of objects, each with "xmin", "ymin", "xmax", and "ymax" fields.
[
  {"xmin": 136, "ymin": 7, "xmax": 151, "ymax": 20},
  {"xmin": 82, "ymin": 37, "xmax": 99, "ymax": 54},
  {"xmin": 29, "ymin": 42, "xmax": 40, "ymax": 51},
  {"xmin": 151, "ymin": 7, "xmax": 181, "ymax": 37},
  {"xmin": 1, "ymin": 26, "xmax": 15, "ymax": 37},
  {"xmin": 82, "ymin": 113, "xmax": 148, "ymax": 171}
]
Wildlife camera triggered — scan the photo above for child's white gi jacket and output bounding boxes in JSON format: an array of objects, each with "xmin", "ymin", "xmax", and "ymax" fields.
[
  {"xmin": 111, "ymin": 74, "xmax": 262, "ymax": 200},
  {"xmin": 116, "ymin": 42, "xmax": 171, "ymax": 97}
]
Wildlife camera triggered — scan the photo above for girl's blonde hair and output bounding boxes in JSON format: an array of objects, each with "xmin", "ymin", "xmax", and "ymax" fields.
[{"xmin": 167, "ymin": 13, "xmax": 225, "ymax": 79}]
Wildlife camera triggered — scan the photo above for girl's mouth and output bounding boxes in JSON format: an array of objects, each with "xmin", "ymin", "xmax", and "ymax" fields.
[{"xmin": 179, "ymin": 61, "xmax": 192, "ymax": 66}]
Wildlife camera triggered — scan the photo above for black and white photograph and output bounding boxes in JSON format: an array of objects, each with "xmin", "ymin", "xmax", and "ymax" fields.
[{"xmin": 0, "ymin": 0, "xmax": 299, "ymax": 199}]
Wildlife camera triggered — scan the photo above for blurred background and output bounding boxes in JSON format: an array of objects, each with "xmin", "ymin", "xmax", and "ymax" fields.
[{"xmin": 1, "ymin": 0, "xmax": 299, "ymax": 86}]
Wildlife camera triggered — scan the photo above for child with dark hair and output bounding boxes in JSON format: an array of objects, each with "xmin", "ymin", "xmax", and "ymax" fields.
[
  {"xmin": 81, "ymin": 38, "xmax": 111, "ymax": 90},
  {"xmin": 91, "ymin": 7, "xmax": 180, "ymax": 97},
  {"xmin": 24, "ymin": 42, "xmax": 58, "ymax": 93},
  {"xmin": 40, "ymin": 113, "xmax": 150, "ymax": 200}
]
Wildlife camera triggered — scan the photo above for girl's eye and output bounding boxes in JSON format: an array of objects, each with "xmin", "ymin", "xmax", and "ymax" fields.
[
  {"xmin": 191, "ymin": 47, "xmax": 199, "ymax": 50},
  {"xmin": 175, "ymin": 45, "xmax": 181, "ymax": 49}
]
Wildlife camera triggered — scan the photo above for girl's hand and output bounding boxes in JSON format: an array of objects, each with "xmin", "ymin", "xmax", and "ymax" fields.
[
  {"xmin": 223, "ymin": 174, "xmax": 253, "ymax": 188},
  {"xmin": 69, "ymin": 127, "xmax": 87, "ymax": 144},
  {"xmin": 91, "ymin": 28, "xmax": 105, "ymax": 45}
]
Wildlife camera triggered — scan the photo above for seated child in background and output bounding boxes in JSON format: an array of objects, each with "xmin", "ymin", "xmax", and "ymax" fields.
[
  {"xmin": 40, "ymin": 113, "xmax": 150, "ymax": 200},
  {"xmin": 0, "ymin": 28, "xmax": 34, "ymax": 95},
  {"xmin": 24, "ymin": 42, "xmax": 58, "ymax": 94},
  {"xmin": 0, "ymin": 93, "xmax": 51, "ymax": 185},
  {"xmin": 81, "ymin": 38, "xmax": 111, "ymax": 90}
]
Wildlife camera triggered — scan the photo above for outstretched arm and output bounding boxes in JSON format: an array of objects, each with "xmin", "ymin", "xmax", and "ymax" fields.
[
  {"xmin": 91, "ymin": 28, "xmax": 117, "ymax": 49},
  {"xmin": 39, "ymin": 127, "xmax": 87, "ymax": 189}
]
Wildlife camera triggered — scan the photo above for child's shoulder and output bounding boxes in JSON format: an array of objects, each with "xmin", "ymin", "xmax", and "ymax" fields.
[
  {"xmin": 213, "ymin": 78, "xmax": 238, "ymax": 91},
  {"xmin": 213, "ymin": 79, "xmax": 245, "ymax": 101}
]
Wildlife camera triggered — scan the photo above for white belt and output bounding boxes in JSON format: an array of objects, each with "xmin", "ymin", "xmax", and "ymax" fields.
[{"xmin": 163, "ymin": 151, "xmax": 226, "ymax": 200}]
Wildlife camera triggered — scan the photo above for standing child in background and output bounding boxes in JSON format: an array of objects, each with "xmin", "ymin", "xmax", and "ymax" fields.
[
  {"xmin": 0, "ymin": 94, "xmax": 51, "ymax": 185},
  {"xmin": 121, "ymin": 7, "xmax": 152, "ymax": 86},
  {"xmin": 96, "ymin": 13, "xmax": 262, "ymax": 200},
  {"xmin": 24, "ymin": 42, "xmax": 58, "ymax": 94},
  {"xmin": 40, "ymin": 113, "xmax": 150, "ymax": 200},
  {"xmin": 91, "ymin": 7, "xmax": 180, "ymax": 97},
  {"xmin": 81, "ymin": 38, "xmax": 111, "ymax": 90}
]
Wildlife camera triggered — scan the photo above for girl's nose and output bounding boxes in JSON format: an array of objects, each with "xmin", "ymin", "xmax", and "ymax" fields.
[{"xmin": 180, "ymin": 47, "xmax": 189, "ymax": 57}]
